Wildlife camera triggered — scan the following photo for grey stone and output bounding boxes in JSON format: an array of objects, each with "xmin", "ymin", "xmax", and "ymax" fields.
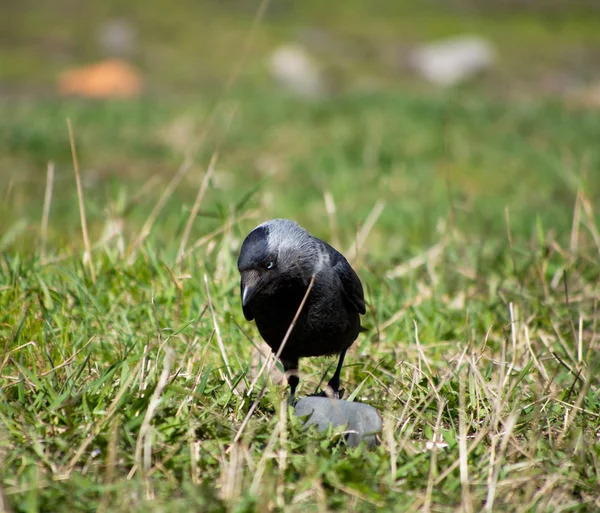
[{"xmin": 294, "ymin": 397, "xmax": 382, "ymax": 448}]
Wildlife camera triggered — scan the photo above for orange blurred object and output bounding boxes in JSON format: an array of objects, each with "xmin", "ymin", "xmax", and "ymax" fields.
[{"xmin": 57, "ymin": 59, "xmax": 143, "ymax": 98}]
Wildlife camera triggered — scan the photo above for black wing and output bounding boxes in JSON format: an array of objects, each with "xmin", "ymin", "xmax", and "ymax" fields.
[
  {"xmin": 241, "ymin": 282, "xmax": 254, "ymax": 321},
  {"xmin": 323, "ymin": 242, "xmax": 366, "ymax": 315}
]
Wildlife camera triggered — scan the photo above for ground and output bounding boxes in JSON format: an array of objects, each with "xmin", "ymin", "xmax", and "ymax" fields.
[
  {"xmin": 1, "ymin": 88, "xmax": 599, "ymax": 512},
  {"xmin": 1, "ymin": 2, "xmax": 600, "ymax": 512}
]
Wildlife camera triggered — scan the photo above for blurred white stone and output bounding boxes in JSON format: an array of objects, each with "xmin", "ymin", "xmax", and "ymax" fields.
[
  {"xmin": 98, "ymin": 19, "xmax": 136, "ymax": 56},
  {"xmin": 268, "ymin": 44, "xmax": 325, "ymax": 98},
  {"xmin": 409, "ymin": 35, "xmax": 495, "ymax": 87}
]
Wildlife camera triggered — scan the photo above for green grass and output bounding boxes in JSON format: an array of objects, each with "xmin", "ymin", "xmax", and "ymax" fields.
[{"xmin": 1, "ymin": 89, "xmax": 600, "ymax": 511}]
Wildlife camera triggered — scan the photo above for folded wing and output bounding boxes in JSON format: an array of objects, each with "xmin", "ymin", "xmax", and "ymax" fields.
[{"xmin": 323, "ymin": 242, "xmax": 366, "ymax": 315}]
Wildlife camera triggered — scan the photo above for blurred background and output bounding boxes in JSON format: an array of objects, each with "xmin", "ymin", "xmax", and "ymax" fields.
[
  {"xmin": 4, "ymin": 0, "xmax": 600, "ymax": 97},
  {"xmin": 2, "ymin": 0, "xmax": 600, "ymax": 256}
]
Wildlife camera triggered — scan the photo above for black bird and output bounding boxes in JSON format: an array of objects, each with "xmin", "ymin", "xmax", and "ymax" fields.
[{"xmin": 237, "ymin": 218, "xmax": 366, "ymax": 401}]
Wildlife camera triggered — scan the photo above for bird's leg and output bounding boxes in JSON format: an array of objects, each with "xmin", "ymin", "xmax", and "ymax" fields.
[
  {"xmin": 283, "ymin": 359, "xmax": 299, "ymax": 405},
  {"xmin": 325, "ymin": 349, "xmax": 347, "ymax": 400}
]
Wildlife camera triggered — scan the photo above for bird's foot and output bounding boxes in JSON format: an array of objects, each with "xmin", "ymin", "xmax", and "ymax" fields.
[{"xmin": 309, "ymin": 386, "xmax": 344, "ymax": 400}]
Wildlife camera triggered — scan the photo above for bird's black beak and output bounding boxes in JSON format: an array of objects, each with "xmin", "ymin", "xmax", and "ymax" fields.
[{"xmin": 241, "ymin": 270, "xmax": 261, "ymax": 307}]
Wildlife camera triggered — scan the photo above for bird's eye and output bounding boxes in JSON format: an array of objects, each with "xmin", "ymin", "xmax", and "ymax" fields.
[{"xmin": 266, "ymin": 261, "xmax": 275, "ymax": 270}]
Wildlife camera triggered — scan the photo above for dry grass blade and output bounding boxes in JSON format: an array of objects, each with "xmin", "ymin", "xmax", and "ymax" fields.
[
  {"xmin": 383, "ymin": 416, "xmax": 396, "ymax": 484},
  {"xmin": 346, "ymin": 200, "xmax": 385, "ymax": 263},
  {"xmin": 223, "ymin": 0, "xmax": 271, "ymax": 92},
  {"xmin": 276, "ymin": 399, "xmax": 288, "ymax": 508},
  {"xmin": 126, "ymin": 155, "xmax": 194, "ymax": 264},
  {"xmin": 324, "ymin": 191, "xmax": 340, "ymax": 249},
  {"xmin": 386, "ymin": 239, "xmax": 447, "ymax": 279},
  {"xmin": 557, "ymin": 368, "xmax": 593, "ymax": 446},
  {"xmin": 0, "ymin": 484, "xmax": 12, "ymax": 513},
  {"xmin": 423, "ymin": 399, "xmax": 446, "ymax": 512},
  {"xmin": 134, "ymin": 346, "xmax": 175, "ymax": 491},
  {"xmin": 1, "ymin": 336, "xmax": 96, "ymax": 390},
  {"xmin": 484, "ymin": 412, "xmax": 518, "ymax": 512},
  {"xmin": 0, "ymin": 341, "xmax": 37, "ymax": 376},
  {"xmin": 459, "ymin": 371, "xmax": 473, "ymax": 513},
  {"xmin": 435, "ymin": 427, "xmax": 491, "ymax": 487},
  {"xmin": 219, "ymin": 442, "xmax": 247, "ymax": 502},
  {"xmin": 245, "ymin": 349, "xmax": 276, "ymax": 398},
  {"xmin": 504, "ymin": 303, "xmax": 518, "ymax": 390},
  {"xmin": 413, "ymin": 320, "xmax": 434, "ymax": 378},
  {"xmin": 249, "ymin": 412, "xmax": 281, "ymax": 494},
  {"xmin": 204, "ymin": 274, "xmax": 235, "ymax": 387},
  {"xmin": 569, "ymin": 189, "xmax": 582, "ymax": 255},
  {"xmin": 67, "ymin": 118, "xmax": 96, "ymax": 282},
  {"xmin": 378, "ymin": 292, "xmax": 432, "ymax": 334},
  {"xmin": 176, "ymin": 152, "xmax": 218, "ymax": 264},
  {"xmin": 177, "ymin": 105, "xmax": 239, "ymax": 265},
  {"xmin": 40, "ymin": 161, "xmax": 54, "ymax": 265},
  {"xmin": 184, "ymin": 210, "xmax": 258, "ymax": 258},
  {"xmin": 524, "ymin": 325, "xmax": 549, "ymax": 383},
  {"xmin": 231, "ymin": 275, "xmax": 316, "ymax": 446},
  {"xmin": 579, "ymin": 191, "xmax": 600, "ymax": 258},
  {"xmin": 189, "ymin": 427, "xmax": 200, "ymax": 485}
]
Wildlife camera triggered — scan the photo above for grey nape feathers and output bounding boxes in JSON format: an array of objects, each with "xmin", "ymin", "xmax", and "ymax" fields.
[{"xmin": 237, "ymin": 219, "xmax": 366, "ymax": 402}]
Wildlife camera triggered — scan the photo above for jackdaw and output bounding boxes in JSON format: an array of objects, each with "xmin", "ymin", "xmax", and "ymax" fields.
[{"xmin": 237, "ymin": 218, "xmax": 366, "ymax": 401}]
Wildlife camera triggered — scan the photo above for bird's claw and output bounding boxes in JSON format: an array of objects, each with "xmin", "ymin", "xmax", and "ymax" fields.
[
  {"xmin": 308, "ymin": 386, "xmax": 344, "ymax": 400},
  {"xmin": 332, "ymin": 388, "xmax": 344, "ymax": 400}
]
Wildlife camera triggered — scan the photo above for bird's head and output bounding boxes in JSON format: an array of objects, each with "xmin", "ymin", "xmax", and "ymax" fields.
[{"xmin": 237, "ymin": 219, "xmax": 319, "ymax": 307}]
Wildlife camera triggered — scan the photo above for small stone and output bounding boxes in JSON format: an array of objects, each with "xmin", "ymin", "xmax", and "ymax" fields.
[
  {"xmin": 268, "ymin": 44, "xmax": 325, "ymax": 98},
  {"xmin": 409, "ymin": 35, "xmax": 495, "ymax": 87},
  {"xmin": 294, "ymin": 397, "xmax": 382, "ymax": 448},
  {"xmin": 98, "ymin": 19, "xmax": 136, "ymax": 57}
]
